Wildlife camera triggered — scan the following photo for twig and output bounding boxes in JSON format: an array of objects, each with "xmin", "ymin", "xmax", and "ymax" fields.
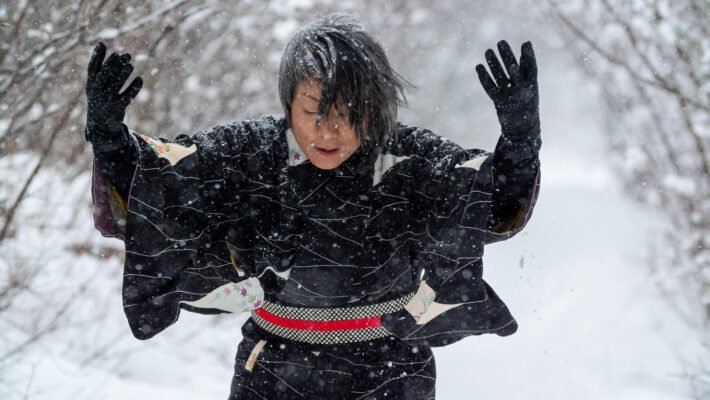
[{"xmin": 21, "ymin": 362, "xmax": 36, "ymax": 400}]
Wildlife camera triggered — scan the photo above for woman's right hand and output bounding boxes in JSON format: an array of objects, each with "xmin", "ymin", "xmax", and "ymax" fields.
[{"xmin": 85, "ymin": 41, "xmax": 143, "ymax": 143}]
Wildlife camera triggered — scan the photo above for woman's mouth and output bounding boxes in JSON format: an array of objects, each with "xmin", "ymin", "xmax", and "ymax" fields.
[{"xmin": 316, "ymin": 147, "xmax": 339, "ymax": 156}]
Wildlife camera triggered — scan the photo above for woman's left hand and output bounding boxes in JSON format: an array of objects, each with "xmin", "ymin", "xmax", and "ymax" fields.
[{"xmin": 476, "ymin": 40, "xmax": 539, "ymax": 140}]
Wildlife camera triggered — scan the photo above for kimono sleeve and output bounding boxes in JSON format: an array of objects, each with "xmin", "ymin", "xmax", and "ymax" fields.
[
  {"xmin": 484, "ymin": 133, "xmax": 541, "ymax": 244},
  {"xmin": 380, "ymin": 125, "xmax": 541, "ymax": 346},
  {"xmin": 91, "ymin": 124, "xmax": 262, "ymax": 340},
  {"xmin": 385, "ymin": 124, "xmax": 541, "ymax": 244}
]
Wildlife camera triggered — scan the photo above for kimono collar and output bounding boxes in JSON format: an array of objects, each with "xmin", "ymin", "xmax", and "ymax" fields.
[{"xmin": 285, "ymin": 128, "xmax": 309, "ymax": 167}]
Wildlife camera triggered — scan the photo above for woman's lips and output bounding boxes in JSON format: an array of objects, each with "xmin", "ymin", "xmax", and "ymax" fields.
[{"xmin": 316, "ymin": 147, "xmax": 339, "ymax": 156}]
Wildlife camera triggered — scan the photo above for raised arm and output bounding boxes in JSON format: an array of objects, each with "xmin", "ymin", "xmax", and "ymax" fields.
[
  {"xmin": 85, "ymin": 41, "xmax": 141, "ymax": 200},
  {"xmin": 377, "ymin": 42, "xmax": 541, "ymax": 346},
  {"xmin": 84, "ymin": 43, "xmax": 263, "ymax": 340},
  {"xmin": 477, "ymin": 40, "xmax": 541, "ymax": 244}
]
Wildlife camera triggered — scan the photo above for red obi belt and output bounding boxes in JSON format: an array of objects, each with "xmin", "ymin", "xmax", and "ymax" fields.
[{"xmin": 250, "ymin": 295, "xmax": 413, "ymax": 345}]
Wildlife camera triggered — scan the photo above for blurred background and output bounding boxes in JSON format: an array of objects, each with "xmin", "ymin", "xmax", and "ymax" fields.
[{"xmin": 1, "ymin": 0, "xmax": 708, "ymax": 399}]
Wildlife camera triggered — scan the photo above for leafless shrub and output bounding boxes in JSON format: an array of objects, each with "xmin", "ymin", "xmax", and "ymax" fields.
[{"xmin": 546, "ymin": 0, "xmax": 710, "ymax": 395}]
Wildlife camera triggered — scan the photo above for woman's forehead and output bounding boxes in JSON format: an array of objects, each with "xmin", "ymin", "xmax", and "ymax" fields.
[
  {"xmin": 295, "ymin": 80, "xmax": 348, "ymax": 107},
  {"xmin": 295, "ymin": 80, "xmax": 321, "ymax": 100}
]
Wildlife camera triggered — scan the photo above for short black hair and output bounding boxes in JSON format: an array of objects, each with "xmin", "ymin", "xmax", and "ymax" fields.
[{"xmin": 278, "ymin": 14, "xmax": 410, "ymax": 148}]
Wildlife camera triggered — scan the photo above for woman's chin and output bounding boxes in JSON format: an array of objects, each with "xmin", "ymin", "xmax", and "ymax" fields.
[{"xmin": 310, "ymin": 158, "xmax": 344, "ymax": 170}]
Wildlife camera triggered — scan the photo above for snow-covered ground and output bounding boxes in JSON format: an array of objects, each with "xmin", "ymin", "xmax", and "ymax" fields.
[
  {"xmin": 435, "ymin": 64, "xmax": 702, "ymax": 399},
  {"xmin": 2, "ymin": 35, "xmax": 703, "ymax": 400}
]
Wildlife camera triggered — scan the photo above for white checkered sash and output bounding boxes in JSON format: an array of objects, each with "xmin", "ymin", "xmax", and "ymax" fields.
[{"xmin": 251, "ymin": 294, "xmax": 414, "ymax": 345}]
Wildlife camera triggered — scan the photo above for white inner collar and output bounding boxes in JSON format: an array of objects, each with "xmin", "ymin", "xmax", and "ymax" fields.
[{"xmin": 286, "ymin": 128, "xmax": 309, "ymax": 167}]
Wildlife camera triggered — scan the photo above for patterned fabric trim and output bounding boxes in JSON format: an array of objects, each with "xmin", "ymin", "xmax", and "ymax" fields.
[
  {"xmin": 138, "ymin": 134, "xmax": 197, "ymax": 166},
  {"xmin": 262, "ymin": 294, "xmax": 414, "ymax": 321},
  {"xmin": 254, "ymin": 308, "xmax": 383, "ymax": 331},
  {"xmin": 244, "ymin": 339, "xmax": 267, "ymax": 372},
  {"xmin": 251, "ymin": 294, "xmax": 414, "ymax": 344}
]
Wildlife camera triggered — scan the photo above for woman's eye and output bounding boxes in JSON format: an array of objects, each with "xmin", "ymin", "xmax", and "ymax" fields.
[{"xmin": 304, "ymin": 110, "xmax": 318, "ymax": 115}]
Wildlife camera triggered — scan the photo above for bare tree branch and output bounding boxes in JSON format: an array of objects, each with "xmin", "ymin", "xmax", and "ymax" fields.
[
  {"xmin": 0, "ymin": 92, "xmax": 80, "ymax": 243},
  {"xmin": 548, "ymin": 1, "xmax": 710, "ymax": 113}
]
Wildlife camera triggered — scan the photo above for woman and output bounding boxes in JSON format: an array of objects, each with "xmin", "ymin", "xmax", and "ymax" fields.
[{"xmin": 86, "ymin": 14, "xmax": 541, "ymax": 399}]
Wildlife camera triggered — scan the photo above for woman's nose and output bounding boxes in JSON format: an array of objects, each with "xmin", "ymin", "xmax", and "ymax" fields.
[
  {"xmin": 320, "ymin": 115, "xmax": 341, "ymax": 132},
  {"xmin": 316, "ymin": 108, "xmax": 347, "ymax": 132},
  {"xmin": 327, "ymin": 119, "xmax": 340, "ymax": 130},
  {"xmin": 320, "ymin": 124, "xmax": 339, "ymax": 141}
]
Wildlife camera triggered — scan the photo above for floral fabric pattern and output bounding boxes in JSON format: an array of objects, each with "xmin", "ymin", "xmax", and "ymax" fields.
[{"xmin": 181, "ymin": 278, "xmax": 264, "ymax": 314}]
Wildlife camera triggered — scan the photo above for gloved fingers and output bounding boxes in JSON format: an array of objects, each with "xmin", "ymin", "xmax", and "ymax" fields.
[
  {"xmin": 101, "ymin": 52, "xmax": 121, "ymax": 73},
  {"xmin": 485, "ymin": 48, "xmax": 510, "ymax": 88},
  {"xmin": 476, "ymin": 64, "xmax": 498, "ymax": 99},
  {"xmin": 520, "ymin": 41, "xmax": 537, "ymax": 82},
  {"xmin": 497, "ymin": 40, "xmax": 521, "ymax": 84},
  {"xmin": 96, "ymin": 52, "xmax": 121, "ymax": 90},
  {"xmin": 507, "ymin": 63, "xmax": 521, "ymax": 85},
  {"xmin": 120, "ymin": 76, "xmax": 143, "ymax": 105},
  {"xmin": 110, "ymin": 53, "xmax": 134, "ymax": 93},
  {"xmin": 87, "ymin": 41, "xmax": 106, "ymax": 77}
]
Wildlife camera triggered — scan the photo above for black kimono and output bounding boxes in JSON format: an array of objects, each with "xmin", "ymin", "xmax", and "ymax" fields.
[{"xmin": 91, "ymin": 116, "xmax": 540, "ymax": 399}]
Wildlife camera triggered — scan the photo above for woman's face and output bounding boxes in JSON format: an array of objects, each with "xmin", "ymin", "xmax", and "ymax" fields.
[{"xmin": 290, "ymin": 80, "xmax": 360, "ymax": 170}]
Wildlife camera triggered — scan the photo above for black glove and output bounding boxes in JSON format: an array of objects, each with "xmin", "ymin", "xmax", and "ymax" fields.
[
  {"xmin": 85, "ymin": 41, "xmax": 143, "ymax": 152},
  {"xmin": 476, "ymin": 40, "xmax": 540, "ymax": 160}
]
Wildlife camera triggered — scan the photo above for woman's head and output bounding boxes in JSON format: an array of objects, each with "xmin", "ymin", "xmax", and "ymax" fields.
[{"xmin": 279, "ymin": 14, "xmax": 409, "ymax": 169}]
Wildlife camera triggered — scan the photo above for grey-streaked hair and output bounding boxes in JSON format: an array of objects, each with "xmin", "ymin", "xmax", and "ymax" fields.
[{"xmin": 278, "ymin": 14, "xmax": 410, "ymax": 148}]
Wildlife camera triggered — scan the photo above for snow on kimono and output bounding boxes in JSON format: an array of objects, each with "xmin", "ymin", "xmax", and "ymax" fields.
[{"xmin": 91, "ymin": 115, "xmax": 540, "ymax": 346}]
